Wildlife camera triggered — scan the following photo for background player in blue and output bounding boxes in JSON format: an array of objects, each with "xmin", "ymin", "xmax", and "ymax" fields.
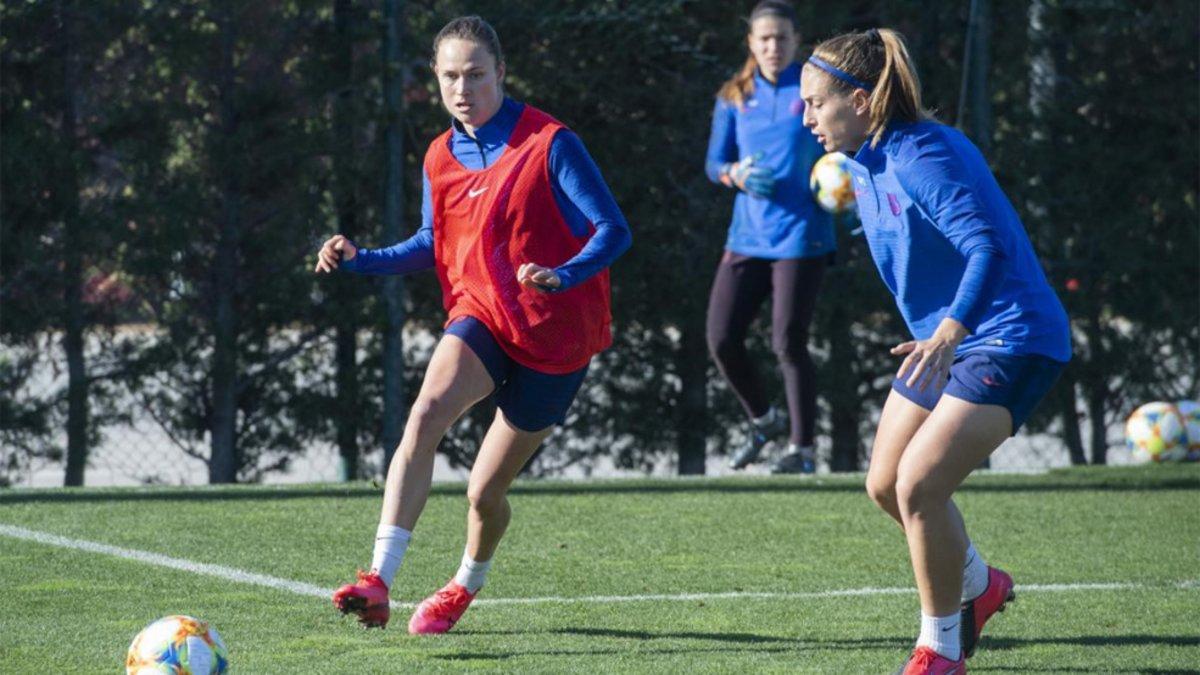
[
  {"xmin": 705, "ymin": 0, "xmax": 834, "ymax": 474},
  {"xmin": 800, "ymin": 28, "xmax": 1071, "ymax": 674}
]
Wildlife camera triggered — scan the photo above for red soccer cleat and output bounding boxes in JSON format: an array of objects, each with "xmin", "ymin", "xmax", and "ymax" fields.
[
  {"xmin": 332, "ymin": 570, "xmax": 391, "ymax": 629},
  {"xmin": 407, "ymin": 579, "xmax": 477, "ymax": 635},
  {"xmin": 961, "ymin": 566, "xmax": 1015, "ymax": 658},
  {"xmin": 896, "ymin": 646, "xmax": 966, "ymax": 674}
]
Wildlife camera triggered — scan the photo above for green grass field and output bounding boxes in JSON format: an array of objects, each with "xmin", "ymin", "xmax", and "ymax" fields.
[{"xmin": 2, "ymin": 465, "xmax": 1198, "ymax": 673}]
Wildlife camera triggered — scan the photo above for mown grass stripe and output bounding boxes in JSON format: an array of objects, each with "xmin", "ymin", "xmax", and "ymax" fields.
[{"xmin": 2, "ymin": 523, "xmax": 1193, "ymax": 611}]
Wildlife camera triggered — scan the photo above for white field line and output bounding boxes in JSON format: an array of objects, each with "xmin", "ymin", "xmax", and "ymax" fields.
[{"xmin": 2, "ymin": 523, "xmax": 1194, "ymax": 611}]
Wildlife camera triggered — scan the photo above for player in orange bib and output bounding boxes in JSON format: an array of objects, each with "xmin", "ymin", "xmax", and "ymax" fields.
[{"xmin": 316, "ymin": 15, "xmax": 631, "ymax": 633}]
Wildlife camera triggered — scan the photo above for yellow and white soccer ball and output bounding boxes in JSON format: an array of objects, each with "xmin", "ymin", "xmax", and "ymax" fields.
[
  {"xmin": 1175, "ymin": 399, "xmax": 1200, "ymax": 461},
  {"xmin": 1125, "ymin": 401, "xmax": 1189, "ymax": 464},
  {"xmin": 809, "ymin": 152, "xmax": 857, "ymax": 214},
  {"xmin": 126, "ymin": 615, "xmax": 228, "ymax": 674}
]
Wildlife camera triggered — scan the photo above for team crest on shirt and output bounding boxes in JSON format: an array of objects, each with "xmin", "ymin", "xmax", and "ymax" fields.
[{"xmin": 887, "ymin": 193, "xmax": 902, "ymax": 216}]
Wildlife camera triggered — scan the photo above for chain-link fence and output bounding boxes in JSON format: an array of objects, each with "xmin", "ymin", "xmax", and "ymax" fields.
[{"xmin": 6, "ymin": 324, "xmax": 1139, "ymax": 489}]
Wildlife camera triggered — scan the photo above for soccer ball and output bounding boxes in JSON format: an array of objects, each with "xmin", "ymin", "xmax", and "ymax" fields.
[
  {"xmin": 126, "ymin": 615, "xmax": 228, "ymax": 674},
  {"xmin": 809, "ymin": 152, "xmax": 857, "ymax": 214},
  {"xmin": 1175, "ymin": 399, "xmax": 1200, "ymax": 461},
  {"xmin": 1125, "ymin": 401, "xmax": 1189, "ymax": 464}
]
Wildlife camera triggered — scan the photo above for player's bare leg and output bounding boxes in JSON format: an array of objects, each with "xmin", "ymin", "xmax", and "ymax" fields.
[
  {"xmin": 333, "ymin": 335, "xmax": 493, "ymax": 628},
  {"xmin": 408, "ymin": 410, "xmax": 551, "ymax": 634},
  {"xmin": 894, "ymin": 395, "xmax": 1010, "ymax": 670}
]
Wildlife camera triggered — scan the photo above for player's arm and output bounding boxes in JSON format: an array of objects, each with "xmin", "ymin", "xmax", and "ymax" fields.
[
  {"xmin": 891, "ymin": 138, "xmax": 1006, "ymax": 390},
  {"xmin": 705, "ymin": 97, "xmax": 739, "ymax": 185},
  {"xmin": 895, "ymin": 139, "xmax": 1006, "ymax": 333},
  {"xmin": 315, "ymin": 169, "xmax": 436, "ymax": 276},
  {"xmin": 517, "ymin": 131, "xmax": 631, "ymax": 292},
  {"xmin": 704, "ymin": 98, "xmax": 773, "ymax": 197}
]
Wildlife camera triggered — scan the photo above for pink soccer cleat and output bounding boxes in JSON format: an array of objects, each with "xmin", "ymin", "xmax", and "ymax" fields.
[
  {"xmin": 407, "ymin": 579, "xmax": 477, "ymax": 635},
  {"xmin": 332, "ymin": 570, "xmax": 391, "ymax": 629},
  {"xmin": 961, "ymin": 566, "xmax": 1016, "ymax": 657},
  {"xmin": 896, "ymin": 646, "xmax": 966, "ymax": 674}
]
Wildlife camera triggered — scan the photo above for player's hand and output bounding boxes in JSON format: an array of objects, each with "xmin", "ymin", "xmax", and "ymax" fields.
[
  {"xmin": 315, "ymin": 234, "xmax": 357, "ymax": 273},
  {"xmin": 516, "ymin": 263, "xmax": 561, "ymax": 292},
  {"xmin": 892, "ymin": 319, "xmax": 969, "ymax": 393},
  {"xmin": 725, "ymin": 154, "xmax": 775, "ymax": 199}
]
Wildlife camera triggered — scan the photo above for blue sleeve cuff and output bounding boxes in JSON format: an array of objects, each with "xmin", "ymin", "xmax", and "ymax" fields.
[
  {"xmin": 551, "ymin": 268, "xmax": 576, "ymax": 292},
  {"xmin": 339, "ymin": 243, "xmax": 364, "ymax": 272}
]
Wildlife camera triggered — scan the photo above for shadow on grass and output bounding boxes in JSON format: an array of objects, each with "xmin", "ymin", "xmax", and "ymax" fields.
[
  {"xmin": 430, "ymin": 630, "xmax": 1199, "ymax": 667},
  {"xmin": 3, "ymin": 474, "xmax": 1197, "ymax": 505},
  {"xmin": 459, "ymin": 626, "xmax": 910, "ymax": 647},
  {"xmin": 432, "ymin": 629, "xmax": 912, "ymax": 661},
  {"xmin": 982, "ymin": 634, "xmax": 1200, "ymax": 650},
  {"xmin": 964, "ymin": 635, "xmax": 1200, "ymax": 674},
  {"xmin": 974, "ymin": 662, "xmax": 1190, "ymax": 667}
]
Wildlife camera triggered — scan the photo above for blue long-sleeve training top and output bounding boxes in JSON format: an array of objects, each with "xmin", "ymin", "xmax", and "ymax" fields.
[
  {"xmin": 705, "ymin": 62, "xmax": 834, "ymax": 260},
  {"xmin": 843, "ymin": 120, "xmax": 1071, "ymax": 361},
  {"xmin": 342, "ymin": 97, "xmax": 631, "ymax": 291}
]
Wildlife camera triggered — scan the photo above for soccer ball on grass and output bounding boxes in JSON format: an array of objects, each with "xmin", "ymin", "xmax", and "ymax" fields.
[{"xmin": 126, "ymin": 615, "xmax": 228, "ymax": 674}]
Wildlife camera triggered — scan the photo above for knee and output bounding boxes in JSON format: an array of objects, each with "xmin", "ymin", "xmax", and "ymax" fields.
[
  {"xmin": 467, "ymin": 481, "xmax": 508, "ymax": 515},
  {"xmin": 865, "ymin": 475, "xmax": 898, "ymax": 514},
  {"xmin": 894, "ymin": 471, "xmax": 946, "ymax": 521},
  {"xmin": 707, "ymin": 330, "xmax": 738, "ymax": 363},
  {"xmin": 771, "ymin": 333, "xmax": 809, "ymax": 364},
  {"xmin": 402, "ymin": 397, "xmax": 456, "ymax": 459},
  {"xmin": 409, "ymin": 396, "xmax": 455, "ymax": 432}
]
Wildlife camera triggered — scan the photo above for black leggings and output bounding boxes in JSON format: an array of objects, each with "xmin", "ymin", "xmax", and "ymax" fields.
[{"xmin": 706, "ymin": 251, "xmax": 827, "ymax": 446}]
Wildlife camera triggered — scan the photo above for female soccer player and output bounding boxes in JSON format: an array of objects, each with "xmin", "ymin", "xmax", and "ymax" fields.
[
  {"xmin": 316, "ymin": 15, "xmax": 631, "ymax": 634},
  {"xmin": 800, "ymin": 28, "xmax": 1070, "ymax": 673},
  {"xmin": 705, "ymin": 0, "xmax": 834, "ymax": 474}
]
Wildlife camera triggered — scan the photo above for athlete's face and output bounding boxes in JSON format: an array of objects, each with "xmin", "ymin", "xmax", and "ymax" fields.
[
  {"xmin": 748, "ymin": 16, "xmax": 797, "ymax": 82},
  {"xmin": 434, "ymin": 38, "xmax": 505, "ymax": 132},
  {"xmin": 801, "ymin": 65, "xmax": 871, "ymax": 153}
]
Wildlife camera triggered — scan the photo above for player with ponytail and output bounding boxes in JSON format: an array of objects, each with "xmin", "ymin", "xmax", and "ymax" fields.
[{"xmin": 801, "ymin": 28, "xmax": 1070, "ymax": 674}]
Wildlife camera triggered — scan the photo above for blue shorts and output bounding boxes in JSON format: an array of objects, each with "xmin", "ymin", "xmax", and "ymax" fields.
[
  {"xmin": 445, "ymin": 316, "xmax": 589, "ymax": 432},
  {"xmin": 892, "ymin": 351, "xmax": 1066, "ymax": 434}
]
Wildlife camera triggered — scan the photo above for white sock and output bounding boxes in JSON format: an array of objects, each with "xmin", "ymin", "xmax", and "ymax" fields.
[
  {"xmin": 961, "ymin": 542, "xmax": 989, "ymax": 602},
  {"xmin": 369, "ymin": 524, "xmax": 411, "ymax": 589},
  {"xmin": 917, "ymin": 612, "xmax": 962, "ymax": 661},
  {"xmin": 752, "ymin": 406, "xmax": 778, "ymax": 428},
  {"xmin": 787, "ymin": 443, "xmax": 815, "ymax": 460},
  {"xmin": 453, "ymin": 550, "xmax": 491, "ymax": 593}
]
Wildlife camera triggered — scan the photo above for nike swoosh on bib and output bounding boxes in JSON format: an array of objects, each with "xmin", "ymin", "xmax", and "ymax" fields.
[{"xmin": 468, "ymin": 187, "xmax": 488, "ymax": 198}]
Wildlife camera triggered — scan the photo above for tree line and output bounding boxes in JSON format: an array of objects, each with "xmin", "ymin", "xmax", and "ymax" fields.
[{"xmin": 2, "ymin": 0, "xmax": 1196, "ymax": 486}]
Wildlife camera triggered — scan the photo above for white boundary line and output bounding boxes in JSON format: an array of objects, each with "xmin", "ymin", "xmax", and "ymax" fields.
[
  {"xmin": 0, "ymin": 523, "xmax": 330, "ymax": 599},
  {"xmin": 2, "ymin": 524, "xmax": 1194, "ymax": 611}
]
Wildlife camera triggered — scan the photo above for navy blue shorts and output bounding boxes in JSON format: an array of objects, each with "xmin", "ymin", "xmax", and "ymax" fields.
[
  {"xmin": 445, "ymin": 316, "xmax": 589, "ymax": 432},
  {"xmin": 892, "ymin": 351, "xmax": 1066, "ymax": 434}
]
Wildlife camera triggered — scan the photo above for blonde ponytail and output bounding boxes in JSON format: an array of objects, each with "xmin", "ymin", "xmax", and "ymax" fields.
[{"xmin": 811, "ymin": 28, "xmax": 931, "ymax": 147}]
